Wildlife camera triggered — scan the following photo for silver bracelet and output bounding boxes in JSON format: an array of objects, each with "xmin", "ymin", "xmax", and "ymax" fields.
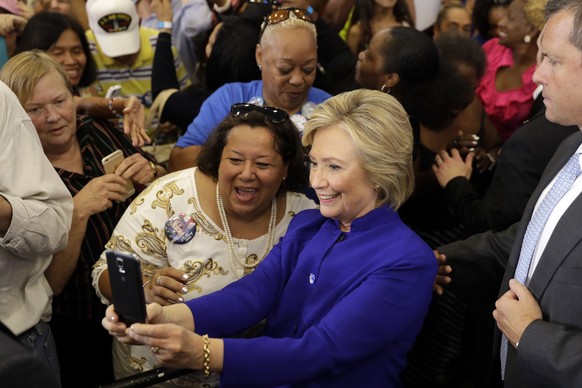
[
  {"xmin": 213, "ymin": 0, "xmax": 231, "ymax": 13},
  {"xmin": 486, "ymin": 152, "xmax": 496, "ymax": 171}
]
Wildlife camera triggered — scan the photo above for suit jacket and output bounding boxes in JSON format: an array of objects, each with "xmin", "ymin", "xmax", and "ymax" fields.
[
  {"xmin": 444, "ymin": 110, "xmax": 578, "ymax": 234},
  {"xmin": 442, "ymin": 130, "xmax": 582, "ymax": 388}
]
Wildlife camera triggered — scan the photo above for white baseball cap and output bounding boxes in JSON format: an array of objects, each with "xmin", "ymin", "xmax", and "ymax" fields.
[{"xmin": 86, "ymin": 0, "xmax": 140, "ymax": 58}]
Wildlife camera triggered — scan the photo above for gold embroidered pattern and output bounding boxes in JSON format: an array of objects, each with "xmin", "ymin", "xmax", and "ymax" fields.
[
  {"xmin": 136, "ymin": 219, "xmax": 167, "ymax": 260},
  {"xmin": 125, "ymin": 343, "xmax": 147, "ymax": 372},
  {"xmin": 129, "ymin": 183, "xmax": 156, "ymax": 215},
  {"xmin": 106, "ymin": 234, "xmax": 135, "ymax": 254},
  {"xmin": 151, "ymin": 181, "xmax": 185, "ymax": 218},
  {"xmin": 181, "ymin": 258, "xmax": 228, "ymax": 293}
]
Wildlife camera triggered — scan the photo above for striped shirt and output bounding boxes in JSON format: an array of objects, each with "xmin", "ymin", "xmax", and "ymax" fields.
[
  {"xmin": 52, "ymin": 116, "xmax": 156, "ymax": 320},
  {"xmin": 85, "ymin": 27, "xmax": 190, "ymax": 129}
]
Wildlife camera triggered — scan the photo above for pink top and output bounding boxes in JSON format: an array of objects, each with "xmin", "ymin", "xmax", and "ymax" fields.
[{"xmin": 476, "ymin": 38, "xmax": 537, "ymax": 141}]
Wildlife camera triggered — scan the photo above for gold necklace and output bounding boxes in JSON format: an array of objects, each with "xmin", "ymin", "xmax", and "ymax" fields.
[{"xmin": 216, "ymin": 183, "xmax": 277, "ymax": 278}]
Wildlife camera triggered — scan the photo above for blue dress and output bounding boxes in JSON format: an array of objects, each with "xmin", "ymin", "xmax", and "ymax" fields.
[{"xmin": 187, "ymin": 206, "xmax": 437, "ymax": 387}]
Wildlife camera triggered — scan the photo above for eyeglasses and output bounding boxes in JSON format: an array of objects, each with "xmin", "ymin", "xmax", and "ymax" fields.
[
  {"xmin": 230, "ymin": 103, "xmax": 289, "ymax": 124},
  {"xmin": 260, "ymin": 7, "xmax": 314, "ymax": 37}
]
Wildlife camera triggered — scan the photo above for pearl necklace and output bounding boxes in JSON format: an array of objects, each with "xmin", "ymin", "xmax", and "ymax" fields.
[{"xmin": 216, "ymin": 183, "xmax": 277, "ymax": 278}]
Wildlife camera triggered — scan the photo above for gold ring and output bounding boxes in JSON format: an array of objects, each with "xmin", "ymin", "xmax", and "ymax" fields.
[{"xmin": 150, "ymin": 346, "xmax": 160, "ymax": 354}]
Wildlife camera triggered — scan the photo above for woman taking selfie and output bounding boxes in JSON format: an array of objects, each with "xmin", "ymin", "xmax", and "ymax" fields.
[
  {"xmin": 103, "ymin": 89, "xmax": 437, "ymax": 386},
  {"xmin": 93, "ymin": 103, "xmax": 316, "ymax": 386}
]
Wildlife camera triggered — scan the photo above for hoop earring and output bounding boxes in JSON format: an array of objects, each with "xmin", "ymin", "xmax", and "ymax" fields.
[
  {"xmin": 524, "ymin": 35, "xmax": 531, "ymax": 43},
  {"xmin": 381, "ymin": 84, "xmax": 391, "ymax": 94}
]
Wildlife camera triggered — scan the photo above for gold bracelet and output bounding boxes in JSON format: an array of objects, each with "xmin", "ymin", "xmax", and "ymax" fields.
[
  {"xmin": 148, "ymin": 161, "xmax": 158, "ymax": 178},
  {"xmin": 202, "ymin": 334, "xmax": 211, "ymax": 377}
]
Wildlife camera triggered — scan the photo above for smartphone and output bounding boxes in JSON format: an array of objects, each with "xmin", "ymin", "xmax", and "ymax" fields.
[
  {"xmin": 106, "ymin": 250, "xmax": 147, "ymax": 325},
  {"xmin": 101, "ymin": 150, "xmax": 135, "ymax": 199}
]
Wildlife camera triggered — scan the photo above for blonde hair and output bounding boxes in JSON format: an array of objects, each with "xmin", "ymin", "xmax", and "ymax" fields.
[
  {"xmin": 525, "ymin": 0, "xmax": 549, "ymax": 31},
  {"xmin": 0, "ymin": 50, "xmax": 72, "ymax": 106},
  {"xmin": 260, "ymin": 12, "xmax": 317, "ymax": 46},
  {"xmin": 303, "ymin": 89, "xmax": 414, "ymax": 210}
]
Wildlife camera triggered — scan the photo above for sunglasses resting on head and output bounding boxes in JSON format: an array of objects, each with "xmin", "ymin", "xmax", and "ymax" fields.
[
  {"xmin": 260, "ymin": 7, "xmax": 314, "ymax": 37},
  {"xmin": 230, "ymin": 102, "xmax": 290, "ymax": 124}
]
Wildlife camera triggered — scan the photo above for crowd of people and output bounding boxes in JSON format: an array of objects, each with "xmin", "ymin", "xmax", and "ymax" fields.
[{"xmin": 2, "ymin": 0, "xmax": 582, "ymax": 387}]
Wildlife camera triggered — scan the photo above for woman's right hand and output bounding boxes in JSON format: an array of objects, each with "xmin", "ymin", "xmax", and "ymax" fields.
[
  {"xmin": 73, "ymin": 175, "xmax": 128, "ymax": 219},
  {"xmin": 144, "ymin": 268, "xmax": 190, "ymax": 305}
]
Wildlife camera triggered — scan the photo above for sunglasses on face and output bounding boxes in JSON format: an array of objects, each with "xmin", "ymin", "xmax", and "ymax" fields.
[
  {"xmin": 260, "ymin": 7, "xmax": 314, "ymax": 36},
  {"xmin": 230, "ymin": 103, "xmax": 289, "ymax": 124}
]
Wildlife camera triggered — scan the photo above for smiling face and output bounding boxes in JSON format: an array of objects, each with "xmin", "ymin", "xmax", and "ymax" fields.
[
  {"xmin": 497, "ymin": 0, "xmax": 532, "ymax": 47},
  {"xmin": 533, "ymin": 10, "xmax": 582, "ymax": 128},
  {"xmin": 355, "ymin": 29, "xmax": 389, "ymax": 89},
  {"xmin": 47, "ymin": 29, "xmax": 87, "ymax": 87},
  {"xmin": 24, "ymin": 69, "xmax": 77, "ymax": 156},
  {"xmin": 256, "ymin": 27, "xmax": 317, "ymax": 114},
  {"xmin": 218, "ymin": 125, "xmax": 288, "ymax": 220},
  {"xmin": 308, "ymin": 125, "xmax": 378, "ymax": 230},
  {"xmin": 488, "ymin": 5, "xmax": 508, "ymax": 38}
]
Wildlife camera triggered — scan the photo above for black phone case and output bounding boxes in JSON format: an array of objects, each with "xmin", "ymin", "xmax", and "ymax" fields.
[{"xmin": 106, "ymin": 250, "xmax": 147, "ymax": 325}]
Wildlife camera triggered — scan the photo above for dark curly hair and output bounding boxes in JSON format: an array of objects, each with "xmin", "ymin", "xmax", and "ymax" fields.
[
  {"xmin": 16, "ymin": 11, "xmax": 97, "ymax": 89},
  {"xmin": 197, "ymin": 110, "xmax": 308, "ymax": 193},
  {"xmin": 416, "ymin": 34, "xmax": 487, "ymax": 131}
]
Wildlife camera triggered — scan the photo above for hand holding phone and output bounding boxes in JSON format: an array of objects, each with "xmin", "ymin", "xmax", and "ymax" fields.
[
  {"xmin": 102, "ymin": 150, "xmax": 135, "ymax": 199},
  {"xmin": 106, "ymin": 250, "xmax": 147, "ymax": 325}
]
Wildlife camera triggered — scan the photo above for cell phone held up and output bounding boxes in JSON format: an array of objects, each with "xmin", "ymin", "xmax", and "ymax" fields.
[
  {"xmin": 101, "ymin": 149, "xmax": 135, "ymax": 200},
  {"xmin": 106, "ymin": 250, "xmax": 147, "ymax": 325}
]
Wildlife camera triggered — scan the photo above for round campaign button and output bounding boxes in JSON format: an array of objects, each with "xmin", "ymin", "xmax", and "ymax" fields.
[{"xmin": 164, "ymin": 213, "xmax": 196, "ymax": 244}]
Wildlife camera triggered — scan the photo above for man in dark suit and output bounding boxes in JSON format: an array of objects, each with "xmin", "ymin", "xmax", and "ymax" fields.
[{"xmin": 437, "ymin": 1, "xmax": 582, "ymax": 387}]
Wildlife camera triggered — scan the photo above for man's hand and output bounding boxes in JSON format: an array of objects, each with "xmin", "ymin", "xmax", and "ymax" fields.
[{"xmin": 493, "ymin": 279, "xmax": 543, "ymax": 347}]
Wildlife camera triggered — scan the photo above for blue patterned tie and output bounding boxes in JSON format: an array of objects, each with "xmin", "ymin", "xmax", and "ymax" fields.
[{"xmin": 500, "ymin": 153, "xmax": 581, "ymax": 379}]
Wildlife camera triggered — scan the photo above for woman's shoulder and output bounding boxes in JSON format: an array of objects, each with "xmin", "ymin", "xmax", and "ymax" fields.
[
  {"xmin": 482, "ymin": 38, "xmax": 509, "ymax": 63},
  {"xmin": 285, "ymin": 192, "xmax": 318, "ymax": 214},
  {"xmin": 209, "ymin": 80, "xmax": 263, "ymax": 105},
  {"xmin": 308, "ymin": 86, "xmax": 332, "ymax": 102},
  {"xmin": 284, "ymin": 207, "xmax": 325, "ymax": 233}
]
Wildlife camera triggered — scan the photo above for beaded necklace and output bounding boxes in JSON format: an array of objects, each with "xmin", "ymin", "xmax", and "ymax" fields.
[{"xmin": 215, "ymin": 183, "xmax": 277, "ymax": 278}]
